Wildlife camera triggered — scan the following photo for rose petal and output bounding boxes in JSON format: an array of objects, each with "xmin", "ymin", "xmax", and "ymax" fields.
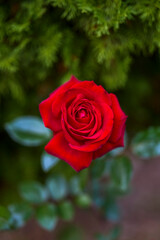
[
  {"xmin": 39, "ymin": 97, "xmax": 62, "ymax": 132},
  {"xmin": 93, "ymin": 124, "xmax": 126, "ymax": 159},
  {"xmin": 72, "ymin": 81, "xmax": 112, "ymax": 106},
  {"xmin": 109, "ymin": 117, "xmax": 127, "ymax": 143},
  {"xmin": 69, "ymin": 103, "xmax": 113, "ymax": 152},
  {"xmin": 61, "ymin": 100, "xmax": 97, "ymax": 144},
  {"xmin": 51, "ymin": 75, "xmax": 79, "ymax": 98},
  {"xmin": 67, "ymin": 94, "xmax": 87, "ymax": 129},
  {"xmin": 39, "ymin": 75, "xmax": 79, "ymax": 132},
  {"xmin": 110, "ymin": 93, "xmax": 127, "ymax": 119},
  {"xmin": 51, "ymin": 76, "xmax": 80, "ymax": 117},
  {"xmin": 109, "ymin": 93, "xmax": 127, "ymax": 143},
  {"xmin": 45, "ymin": 131, "xmax": 93, "ymax": 172}
]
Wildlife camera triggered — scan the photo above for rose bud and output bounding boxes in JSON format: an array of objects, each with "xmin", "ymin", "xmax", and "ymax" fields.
[{"xmin": 39, "ymin": 76, "xmax": 127, "ymax": 172}]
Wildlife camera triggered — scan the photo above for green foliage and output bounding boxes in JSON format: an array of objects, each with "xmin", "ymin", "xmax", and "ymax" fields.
[
  {"xmin": 8, "ymin": 203, "xmax": 33, "ymax": 229},
  {"xmin": 0, "ymin": 203, "xmax": 33, "ymax": 230},
  {"xmin": 0, "ymin": 206, "xmax": 11, "ymax": 230},
  {"xmin": 36, "ymin": 203, "xmax": 57, "ymax": 231},
  {"xmin": 110, "ymin": 156, "xmax": 133, "ymax": 193},
  {"xmin": 75, "ymin": 194, "xmax": 92, "ymax": 208},
  {"xmin": 91, "ymin": 156, "xmax": 107, "ymax": 178},
  {"xmin": 46, "ymin": 175, "xmax": 68, "ymax": 201},
  {"xmin": 96, "ymin": 226, "xmax": 121, "ymax": 240},
  {"xmin": 19, "ymin": 181, "xmax": 49, "ymax": 204},
  {"xmin": 102, "ymin": 197, "xmax": 120, "ymax": 222},
  {"xmin": 0, "ymin": 0, "xmax": 160, "ymax": 104},
  {"xmin": 41, "ymin": 152, "xmax": 59, "ymax": 172},
  {"xmin": 69, "ymin": 176, "xmax": 82, "ymax": 196},
  {"xmin": 57, "ymin": 201, "xmax": 74, "ymax": 220},
  {"xmin": 91, "ymin": 155, "xmax": 133, "ymax": 223},
  {"xmin": 5, "ymin": 116, "xmax": 51, "ymax": 146},
  {"xmin": 132, "ymin": 127, "xmax": 160, "ymax": 158}
]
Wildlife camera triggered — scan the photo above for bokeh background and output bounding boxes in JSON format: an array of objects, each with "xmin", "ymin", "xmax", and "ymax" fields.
[{"xmin": 0, "ymin": 1, "xmax": 160, "ymax": 239}]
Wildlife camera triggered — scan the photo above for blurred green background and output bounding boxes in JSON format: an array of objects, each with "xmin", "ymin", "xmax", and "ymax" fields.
[{"xmin": 0, "ymin": 0, "xmax": 160, "ymax": 239}]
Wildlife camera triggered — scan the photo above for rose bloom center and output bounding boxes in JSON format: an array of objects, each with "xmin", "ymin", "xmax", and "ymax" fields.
[{"xmin": 76, "ymin": 109, "xmax": 88, "ymax": 119}]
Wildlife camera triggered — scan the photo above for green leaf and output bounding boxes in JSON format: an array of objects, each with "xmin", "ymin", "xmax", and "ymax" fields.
[
  {"xmin": 19, "ymin": 181, "xmax": 48, "ymax": 204},
  {"xmin": 46, "ymin": 176, "xmax": 68, "ymax": 201},
  {"xmin": 69, "ymin": 176, "xmax": 82, "ymax": 196},
  {"xmin": 78, "ymin": 169, "xmax": 89, "ymax": 188},
  {"xmin": 91, "ymin": 157, "xmax": 115, "ymax": 179},
  {"xmin": 8, "ymin": 203, "xmax": 33, "ymax": 228},
  {"xmin": 104, "ymin": 159, "xmax": 114, "ymax": 176},
  {"xmin": 0, "ymin": 206, "xmax": 11, "ymax": 230},
  {"xmin": 57, "ymin": 201, "xmax": 74, "ymax": 221},
  {"xmin": 36, "ymin": 204, "xmax": 58, "ymax": 231},
  {"xmin": 91, "ymin": 179, "xmax": 104, "ymax": 208},
  {"xmin": 75, "ymin": 194, "xmax": 92, "ymax": 208},
  {"xmin": 102, "ymin": 198, "xmax": 120, "ymax": 222},
  {"xmin": 5, "ymin": 116, "xmax": 51, "ymax": 146},
  {"xmin": 91, "ymin": 156, "xmax": 106, "ymax": 178},
  {"xmin": 41, "ymin": 152, "xmax": 59, "ymax": 172},
  {"xmin": 132, "ymin": 127, "xmax": 160, "ymax": 158},
  {"xmin": 96, "ymin": 226, "xmax": 121, "ymax": 240},
  {"xmin": 110, "ymin": 156, "xmax": 132, "ymax": 192}
]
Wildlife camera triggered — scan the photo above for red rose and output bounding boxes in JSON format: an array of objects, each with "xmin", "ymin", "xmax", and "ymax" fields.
[{"xmin": 39, "ymin": 76, "xmax": 127, "ymax": 172}]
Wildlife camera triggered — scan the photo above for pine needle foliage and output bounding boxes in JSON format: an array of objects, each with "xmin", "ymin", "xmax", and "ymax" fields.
[{"xmin": 0, "ymin": 0, "xmax": 160, "ymax": 101}]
